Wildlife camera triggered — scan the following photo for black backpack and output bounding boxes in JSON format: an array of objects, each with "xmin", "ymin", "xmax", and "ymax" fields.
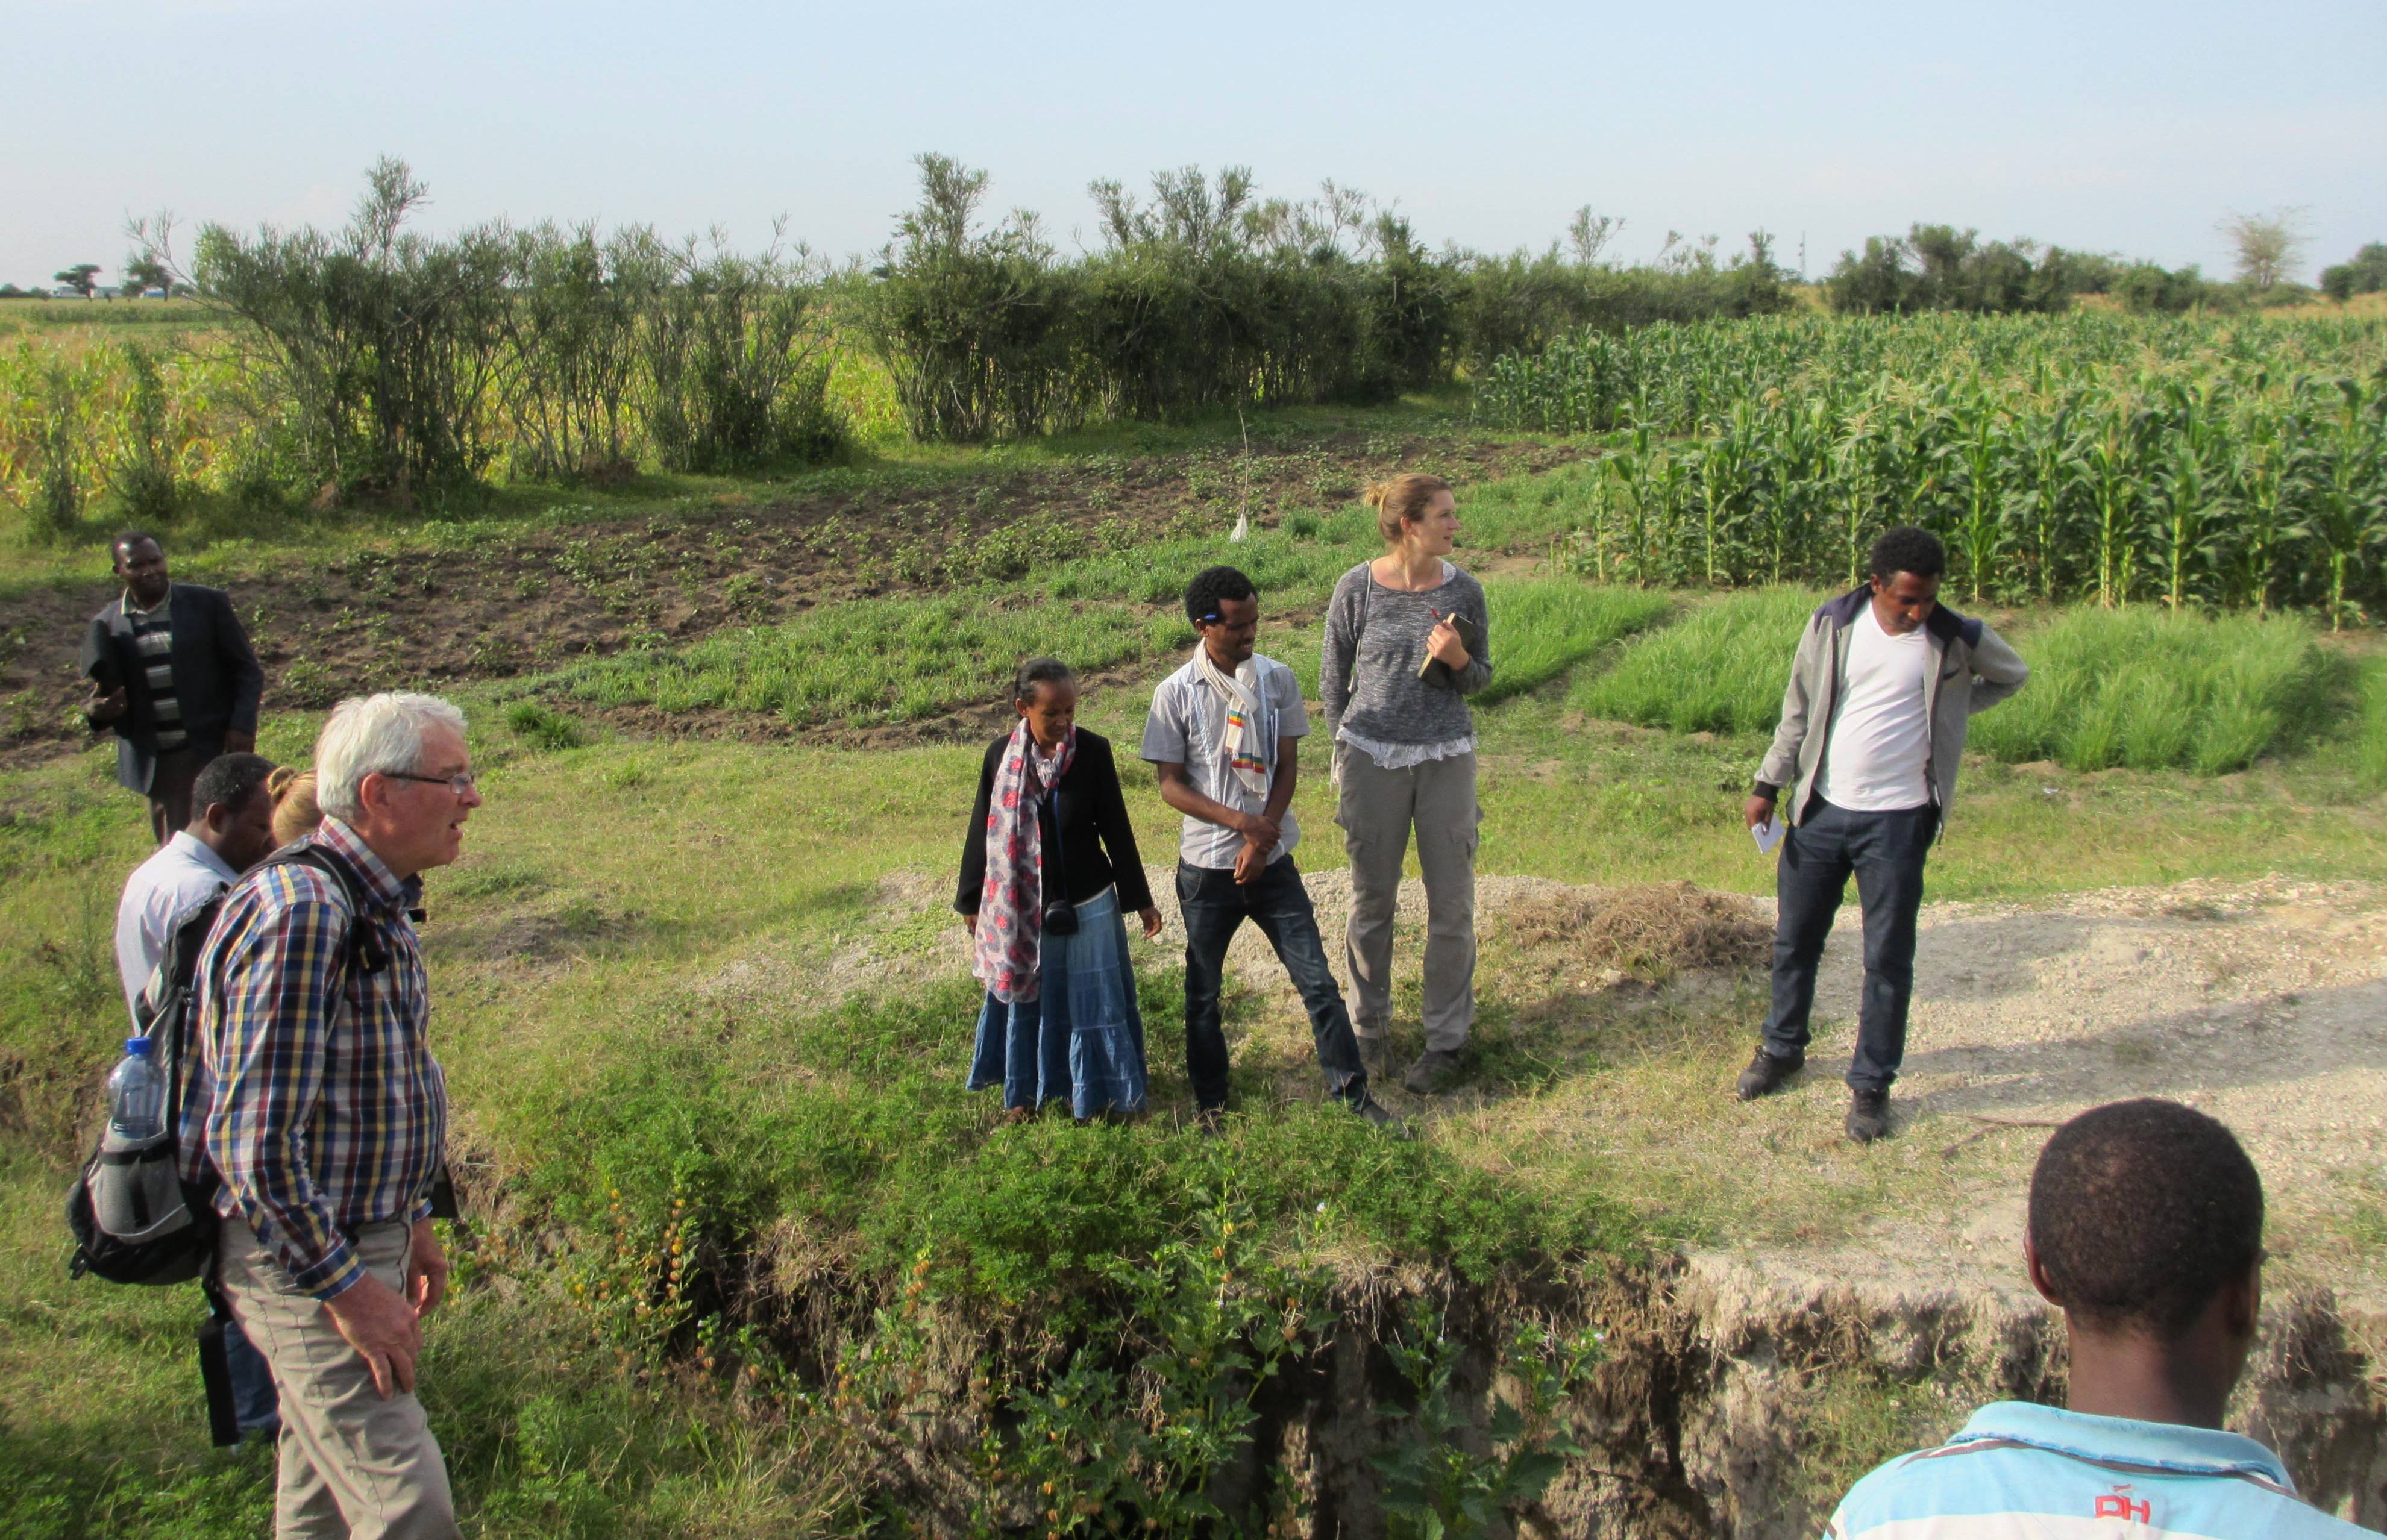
[{"xmin": 64, "ymin": 844, "xmax": 392, "ymax": 1444}]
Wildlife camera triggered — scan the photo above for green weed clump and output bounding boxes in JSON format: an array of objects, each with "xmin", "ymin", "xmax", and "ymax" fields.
[
  {"xmin": 1572, "ymin": 587, "xmax": 1827, "ymax": 734},
  {"xmin": 1477, "ymin": 581, "xmax": 1672, "ymax": 705},
  {"xmin": 504, "ymin": 700, "xmax": 585, "ymax": 751},
  {"xmin": 1968, "ymin": 608, "xmax": 2335, "ymax": 774}
]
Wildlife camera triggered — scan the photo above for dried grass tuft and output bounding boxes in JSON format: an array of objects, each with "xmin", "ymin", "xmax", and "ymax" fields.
[{"xmin": 1502, "ymin": 881, "xmax": 1769, "ymax": 983}]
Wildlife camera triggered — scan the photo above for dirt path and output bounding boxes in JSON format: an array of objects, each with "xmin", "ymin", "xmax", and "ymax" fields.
[{"xmin": 1731, "ymin": 873, "xmax": 2387, "ymax": 1312}]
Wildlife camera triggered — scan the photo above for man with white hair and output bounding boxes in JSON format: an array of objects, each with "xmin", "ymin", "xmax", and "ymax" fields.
[{"xmin": 179, "ymin": 692, "xmax": 480, "ymax": 1539}]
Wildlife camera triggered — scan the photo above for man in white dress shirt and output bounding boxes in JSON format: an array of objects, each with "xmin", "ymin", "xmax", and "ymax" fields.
[
  {"xmin": 1737, "ymin": 528, "xmax": 2030, "ymax": 1142},
  {"xmin": 114, "ymin": 751, "xmax": 282, "ymax": 1024},
  {"xmin": 111, "ymin": 748, "xmax": 284, "ymax": 1440}
]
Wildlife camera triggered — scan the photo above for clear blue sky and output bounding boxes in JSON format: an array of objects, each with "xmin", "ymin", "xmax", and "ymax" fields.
[{"xmin": 6, "ymin": 0, "xmax": 2381, "ymax": 287}]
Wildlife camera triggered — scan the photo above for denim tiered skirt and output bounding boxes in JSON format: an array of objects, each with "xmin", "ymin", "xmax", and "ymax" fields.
[{"xmin": 967, "ymin": 886, "xmax": 1147, "ymax": 1118}]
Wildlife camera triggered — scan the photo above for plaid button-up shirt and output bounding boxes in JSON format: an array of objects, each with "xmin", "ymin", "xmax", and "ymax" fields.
[{"xmin": 178, "ymin": 816, "xmax": 447, "ymax": 1300}]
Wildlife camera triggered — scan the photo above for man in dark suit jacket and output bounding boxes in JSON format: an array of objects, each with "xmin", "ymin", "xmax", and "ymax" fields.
[{"xmin": 80, "ymin": 532, "xmax": 265, "ymax": 844}]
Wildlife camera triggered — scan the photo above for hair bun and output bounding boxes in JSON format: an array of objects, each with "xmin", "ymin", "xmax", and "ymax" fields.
[
  {"xmin": 1363, "ymin": 482, "xmax": 1391, "ymax": 509},
  {"xmin": 266, "ymin": 765, "xmax": 299, "ymax": 796}
]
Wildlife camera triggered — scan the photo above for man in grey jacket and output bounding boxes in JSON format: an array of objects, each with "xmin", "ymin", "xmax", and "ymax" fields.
[{"xmin": 1737, "ymin": 527, "xmax": 2028, "ymax": 1142}]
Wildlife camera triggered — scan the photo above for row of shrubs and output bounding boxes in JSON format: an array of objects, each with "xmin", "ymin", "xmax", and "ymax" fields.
[
  {"xmin": 1819, "ymin": 222, "xmax": 2381, "ymax": 317},
  {"xmin": 3, "ymin": 156, "xmax": 1805, "ymax": 526}
]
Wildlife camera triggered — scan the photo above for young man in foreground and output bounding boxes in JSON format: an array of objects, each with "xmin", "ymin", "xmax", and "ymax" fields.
[
  {"xmin": 1141, "ymin": 565, "xmax": 1394, "ymax": 1130},
  {"xmin": 1825, "ymin": 1098, "xmax": 2367, "ymax": 1536},
  {"xmin": 1737, "ymin": 526, "xmax": 2028, "ymax": 1142}
]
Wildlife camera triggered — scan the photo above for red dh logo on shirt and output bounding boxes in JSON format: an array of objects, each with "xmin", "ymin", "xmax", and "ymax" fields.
[{"xmin": 2094, "ymin": 1488, "xmax": 2152, "ymax": 1524}]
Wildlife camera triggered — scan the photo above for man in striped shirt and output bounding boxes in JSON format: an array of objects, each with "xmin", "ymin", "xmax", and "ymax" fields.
[
  {"xmin": 181, "ymin": 693, "xmax": 480, "ymax": 1539},
  {"xmin": 1824, "ymin": 1100, "xmax": 2370, "ymax": 1538}
]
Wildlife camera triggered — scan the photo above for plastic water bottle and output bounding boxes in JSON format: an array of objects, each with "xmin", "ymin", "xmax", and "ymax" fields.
[{"xmin": 106, "ymin": 1038, "xmax": 165, "ymax": 1142}]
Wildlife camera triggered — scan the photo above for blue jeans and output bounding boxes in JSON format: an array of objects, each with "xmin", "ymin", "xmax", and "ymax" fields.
[
  {"xmin": 227, "ymin": 1315, "xmax": 281, "ymax": 1436},
  {"xmin": 1176, "ymin": 858, "xmax": 1367, "ymax": 1112},
  {"xmin": 1760, "ymin": 800, "xmax": 1938, "ymax": 1093}
]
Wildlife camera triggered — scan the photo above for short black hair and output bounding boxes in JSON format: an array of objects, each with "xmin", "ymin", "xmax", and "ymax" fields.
[
  {"xmin": 1012, "ymin": 656, "xmax": 1075, "ymax": 703},
  {"xmin": 191, "ymin": 752, "xmax": 277, "ymax": 818},
  {"xmin": 2028, "ymin": 1098, "xmax": 2263, "ymax": 1340},
  {"xmin": 1868, "ymin": 525, "xmax": 1945, "ymax": 581},
  {"xmin": 112, "ymin": 530, "xmax": 161, "ymax": 563},
  {"xmin": 1184, "ymin": 565, "xmax": 1258, "ymax": 628}
]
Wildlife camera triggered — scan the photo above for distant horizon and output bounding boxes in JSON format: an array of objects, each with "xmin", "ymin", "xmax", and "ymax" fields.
[{"xmin": 2, "ymin": 0, "xmax": 2379, "ymax": 290}]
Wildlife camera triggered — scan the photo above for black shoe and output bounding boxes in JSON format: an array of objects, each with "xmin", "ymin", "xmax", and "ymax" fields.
[
  {"xmin": 1194, "ymin": 1106, "xmax": 1226, "ymax": 1137},
  {"xmin": 1347, "ymin": 1092, "xmax": 1405, "ymax": 1134},
  {"xmin": 1846, "ymin": 1088, "xmax": 1891, "ymax": 1144},
  {"xmin": 1736, "ymin": 1047, "xmax": 1803, "ymax": 1101},
  {"xmin": 1403, "ymin": 1048, "xmax": 1464, "ymax": 1095}
]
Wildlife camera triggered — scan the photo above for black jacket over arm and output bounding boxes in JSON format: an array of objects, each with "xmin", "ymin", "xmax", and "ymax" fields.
[
  {"xmin": 956, "ymin": 729, "xmax": 1156, "ymax": 916},
  {"xmin": 78, "ymin": 583, "xmax": 265, "ymax": 793}
]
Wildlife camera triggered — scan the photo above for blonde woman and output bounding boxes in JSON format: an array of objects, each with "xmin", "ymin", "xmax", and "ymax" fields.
[
  {"xmin": 267, "ymin": 766, "xmax": 325, "ymax": 847},
  {"xmin": 1320, "ymin": 474, "xmax": 1493, "ymax": 1095}
]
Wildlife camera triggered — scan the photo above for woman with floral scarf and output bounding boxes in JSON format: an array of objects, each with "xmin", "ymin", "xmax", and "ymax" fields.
[{"xmin": 956, "ymin": 658, "xmax": 1163, "ymax": 1119}]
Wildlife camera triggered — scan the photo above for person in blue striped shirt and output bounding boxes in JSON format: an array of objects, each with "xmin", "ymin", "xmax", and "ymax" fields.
[{"xmin": 1825, "ymin": 1099, "xmax": 2371, "ymax": 1537}]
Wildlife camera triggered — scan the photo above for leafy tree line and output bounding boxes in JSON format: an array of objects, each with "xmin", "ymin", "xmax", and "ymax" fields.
[{"xmin": 1821, "ymin": 213, "xmax": 2379, "ymax": 317}]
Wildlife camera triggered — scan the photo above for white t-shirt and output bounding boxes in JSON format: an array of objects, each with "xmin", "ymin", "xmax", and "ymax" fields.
[
  {"xmin": 113, "ymin": 831, "xmax": 238, "ymax": 1027},
  {"xmin": 1816, "ymin": 603, "xmax": 1933, "ymax": 813}
]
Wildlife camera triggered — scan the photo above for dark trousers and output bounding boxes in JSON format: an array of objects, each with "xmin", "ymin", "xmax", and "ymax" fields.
[
  {"xmin": 146, "ymin": 748, "xmax": 204, "ymax": 845},
  {"xmin": 226, "ymin": 1318, "xmax": 281, "ymax": 1436},
  {"xmin": 1760, "ymin": 800, "xmax": 1938, "ymax": 1092},
  {"xmin": 1176, "ymin": 858, "xmax": 1367, "ymax": 1111}
]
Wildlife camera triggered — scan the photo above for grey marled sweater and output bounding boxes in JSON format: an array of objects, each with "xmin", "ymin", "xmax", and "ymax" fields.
[{"xmin": 1320, "ymin": 561, "xmax": 1493, "ymax": 746}]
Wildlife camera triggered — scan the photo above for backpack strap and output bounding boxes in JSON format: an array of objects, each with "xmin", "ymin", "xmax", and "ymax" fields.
[{"xmin": 262, "ymin": 844, "xmax": 392, "ymax": 977}]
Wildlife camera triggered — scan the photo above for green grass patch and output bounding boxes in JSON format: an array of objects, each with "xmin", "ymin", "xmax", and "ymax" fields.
[
  {"xmin": 560, "ymin": 492, "xmax": 1609, "ymax": 728},
  {"xmin": 1477, "ymin": 580, "xmax": 1673, "ymax": 705},
  {"xmin": 2347, "ymin": 656, "xmax": 2387, "ymax": 789},
  {"xmin": 1572, "ymin": 587, "xmax": 1825, "ymax": 733},
  {"xmin": 1968, "ymin": 608, "xmax": 2336, "ymax": 774},
  {"xmin": 506, "ymin": 700, "xmax": 586, "ymax": 751},
  {"xmin": 566, "ymin": 595, "xmax": 1190, "ymax": 725}
]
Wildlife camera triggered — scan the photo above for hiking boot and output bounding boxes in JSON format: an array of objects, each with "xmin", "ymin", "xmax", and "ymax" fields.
[
  {"xmin": 1846, "ymin": 1088, "xmax": 1892, "ymax": 1144},
  {"xmin": 1194, "ymin": 1106, "xmax": 1227, "ymax": 1137},
  {"xmin": 1402, "ymin": 1048, "xmax": 1464, "ymax": 1095},
  {"xmin": 1347, "ymin": 1092, "xmax": 1405, "ymax": 1135},
  {"xmin": 1735, "ymin": 1047, "xmax": 1803, "ymax": 1101},
  {"xmin": 1357, "ymin": 1036, "xmax": 1393, "ymax": 1084}
]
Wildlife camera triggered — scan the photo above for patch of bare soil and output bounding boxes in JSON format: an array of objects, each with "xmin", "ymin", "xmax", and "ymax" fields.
[
  {"xmin": 0, "ymin": 430, "xmax": 1577, "ymax": 766},
  {"xmin": 1734, "ymin": 874, "xmax": 2387, "ymax": 1306}
]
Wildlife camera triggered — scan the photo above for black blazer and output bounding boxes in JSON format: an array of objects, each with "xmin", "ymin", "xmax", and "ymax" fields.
[
  {"xmin": 956, "ymin": 730, "xmax": 1155, "ymax": 916},
  {"xmin": 79, "ymin": 584, "xmax": 265, "ymax": 793}
]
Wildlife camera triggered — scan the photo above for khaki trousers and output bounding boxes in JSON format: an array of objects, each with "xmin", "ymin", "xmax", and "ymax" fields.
[
  {"xmin": 1336, "ymin": 748, "xmax": 1479, "ymax": 1053},
  {"xmin": 219, "ymin": 1221, "xmax": 459, "ymax": 1540}
]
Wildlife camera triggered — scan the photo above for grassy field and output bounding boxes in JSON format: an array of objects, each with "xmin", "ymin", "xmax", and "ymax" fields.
[{"xmin": 7, "ymin": 407, "xmax": 2387, "ymax": 1533}]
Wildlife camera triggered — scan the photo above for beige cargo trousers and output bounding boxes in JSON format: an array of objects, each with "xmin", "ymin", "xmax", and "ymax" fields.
[
  {"xmin": 219, "ymin": 1220, "xmax": 459, "ymax": 1539},
  {"xmin": 1336, "ymin": 748, "xmax": 1480, "ymax": 1052}
]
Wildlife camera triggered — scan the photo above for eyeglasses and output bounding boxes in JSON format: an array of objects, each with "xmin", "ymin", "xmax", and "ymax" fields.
[{"xmin": 386, "ymin": 771, "xmax": 478, "ymax": 796}]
